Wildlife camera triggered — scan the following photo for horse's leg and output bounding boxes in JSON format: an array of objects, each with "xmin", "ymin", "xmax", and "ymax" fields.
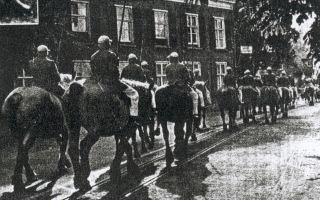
[
  {"xmin": 220, "ymin": 108, "xmax": 227, "ymax": 131},
  {"xmin": 191, "ymin": 116, "xmax": 199, "ymax": 141},
  {"xmin": 174, "ymin": 121, "xmax": 186, "ymax": 161},
  {"xmin": 110, "ymin": 135, "xmax": 125, "ymax": 184},
  {"xmin": 202, "ymin": 107, "xmax": 208, "ymax": 129},
  {"xmin": 68, "ymin": 124, "xmax": 82, "ymax": 189},
  {"xmin": 24, "ymin": 137, "xmax": 37, "ymax": 184},
  {"xmin": 263, "ymin": 104, "xmax": 269, "ymax": 124},
  {"xmin": 161, "ymin": 120, "xmax": 173, "ymax": 167},
  {"xmin": 148, "ymin": 118, "xmax": 155, "ymax": 149},
  {"xmin": 56, "ymin": 125, "xmax": 71, "ymax": 175},
  {"xmin": 79, "ymin": 133, "xmax": 100, "ymax": 191},
  {"xmin": 270, "ymin": 105, "xmax": 276, "ymax": 124},
  {"xmin": 138, "ymin": 125, "xmax": 148, "ymax": 154},
  {"xmin": 12, "ymin": 132, "xmax": 35, "ymax": 192},
  {"xmin": 130, "ymin": 128, "xmax": 140, "ymax": 158},
  {"xmin": 123, "ymin": 134, "xmax": 140, "ymax": 178},
  {"xmin": 185, "ymin": 117, "xmax": 193, "ymax": 153}
]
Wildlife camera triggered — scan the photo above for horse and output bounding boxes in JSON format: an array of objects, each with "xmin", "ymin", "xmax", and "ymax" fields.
[
  {"xmin": 260, "ymin": 86, "xmax": 280, "ymax": 124},
  {"xmin": 304, "ymin": 85, "xmax": 315, "ymax": 106},
  {"xmin": 155, "ymin": 84, "xmax": 194, "ymax": 167},
  {"xmin": 193, "ymin": 81, "xmax": 212, "ymax": 130},
  {"xmin": 278, "ymin": 87, "xmax": 291, "ymax": 118},
  {"xmin": 120, "ymin": 79, "xmax": 155, "ymax": 157},
  {"xmin": 289, "ymin": 86, "xmax": 297, "ymax": 108},
  {"xmin": 63, "ymin": 79, "xmax": 140, "ymax": 191},
  {"xmin": 216, "ymin": 86, "xmax": 239, "ymax": 131},
  {"xmin": 1, "ymin": 86, "xmax": 71, "ymax": 193},
  {"xmin": 315, "ymin": 87, "xmax": 320, "ymax": 103},
  {"xmin": 240, "ymin": 86, "xmax": 258, "ymax": 124}
]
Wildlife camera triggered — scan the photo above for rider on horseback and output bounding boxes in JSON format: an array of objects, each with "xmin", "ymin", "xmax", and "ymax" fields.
[
  {"xmin": 27, "ymin": 45, "xmax": 64, "ymax": 96},
  {"xmin": 262, "ymin": 66, "xmax": 277, "ymax": 87},
  {"xmin": 121, "ymin": 54, "xmax": 146, "ymax": 82},
  {"xmin": 223, "ymin": 66, "xmax": 240, "ymax": 103},
  {"xmin": 91, "ymin": 35, "xmax": 139, "ymax": 118},
  {"xmin": 165, "ymin": 52, "xmax": 199, "ymax": 118},
  {"xmin": 239, "ymin": 69, "xmax": 256, "ymax": 103},
  {"xmin": 277, "ymin": 71, "xmax": 290, "ymax": 98}
]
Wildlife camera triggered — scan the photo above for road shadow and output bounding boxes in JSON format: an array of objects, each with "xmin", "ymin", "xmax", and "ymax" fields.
[
  {"xmin": 0, "ymin": 172, "xmax": 64, "ymax": 200},
  {"xmin": 151, "ymin": 156, "xmax": 212, "ymax": 200}
]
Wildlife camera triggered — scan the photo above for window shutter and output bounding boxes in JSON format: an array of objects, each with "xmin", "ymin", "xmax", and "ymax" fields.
[
  {"xmin": 180, "ymin": 12, "xmax": 188, "ymax": 49},
  {"xmin": 109, "ymin": 5, "xmax": 118, "ymax": 45},
  {"xmin": 129, "ymin": 7, "xmax": 135, "ymax": 43},
  {"xmin": 225, "ymin": 19, "xmax": 233, "ymax": 50},
  {"xmin": 168, "ymin": 10, "xmax": 177, "ymax": 48},
  {"xmin": 209, "ymin": 17, "xmax": 216, "ymax": 49},
  {"xmin": 133, "ymin": 7, "xmax": 142, "ymax": 46},
  {"xmin": 199, "ymin": 14, "xmax": 206, "ymax": 49}
]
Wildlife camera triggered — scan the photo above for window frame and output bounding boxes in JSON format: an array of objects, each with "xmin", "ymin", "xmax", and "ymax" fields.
[
  {"xmin": 155, "ymin": 61, "xmax": 169, "ymax": 86},
  {"xmin": 73, "ymin": 60, "xmax": 92, "ymax": 77},
  {"xmin": 153, "ymin": 9, "xmax": 169, "ymax": 42},
  {"xmin": 115, "ymin": 4, "xmax": 134, "ymax": 43},
  {"xmin": 183, "ymin": 61, "xmax": 201, "ymax": 76},
  {"xmin": 71, "ymin": 0, "xmax": 90, "ymax": 33},
  {"xmin": 216, "ymin": 62, "xmax": 227, "ymax": 89},
  {"xmin": 213, "ymin": 16, "xmax": 226, "ymax": 49},
  {"xmin": 186, "ymin": 13, "xmax": 200, "ymax": 47}
]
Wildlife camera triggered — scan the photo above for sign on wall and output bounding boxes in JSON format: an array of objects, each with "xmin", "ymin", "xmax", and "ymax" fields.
[{"xmin": 240, "ymin": 46, "xmax": 253, "ymax": 54}]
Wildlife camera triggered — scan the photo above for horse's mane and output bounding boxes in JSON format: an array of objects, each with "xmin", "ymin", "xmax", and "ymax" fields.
[{"xmin": 121, "ymin": 78, "xmax": 150, "ymax": 89}]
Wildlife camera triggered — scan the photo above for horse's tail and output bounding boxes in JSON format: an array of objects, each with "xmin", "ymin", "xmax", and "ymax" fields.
[
  {"xmin": 2, "ymin": 93, "xmax": 23, "ymax": 130},
  {"xmin": 68, "ymin": 82, "xmax": 84, "ymax": 100}
]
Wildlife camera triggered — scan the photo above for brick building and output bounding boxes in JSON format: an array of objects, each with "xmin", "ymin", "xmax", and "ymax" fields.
[{"xmin": 0, "ymin": 0, "xmax": 235, "ymax": 103}]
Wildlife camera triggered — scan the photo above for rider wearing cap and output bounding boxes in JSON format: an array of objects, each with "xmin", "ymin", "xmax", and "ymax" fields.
[
  {"xmin": 223, "ymin": 66, "xmax": 237, "ymax": 89},
  {"xmin": 121, "ymin": 54, "xmax": 146, "ymax": 83},
  {"xmin": 262, "ymin": 66, "xmax": 277, "ymax": 87},
  {"xmin": 277, "ymin": 71, "xmax": 290, "ymax": 98},
  {"xmin": 165, "ymin": 52, "xmax": 199, "ymax": 117},
  {"xmin": 27, "ymin": 45, "xmax": 62, "ymax": 96},
  {"xmin": 91, "ymin": 35, "xmax": 139, "ymax": 118}
]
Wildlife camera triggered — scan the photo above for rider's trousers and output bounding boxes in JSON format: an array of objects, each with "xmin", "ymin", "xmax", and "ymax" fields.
[
  {"xmin": 190, "ymin": 88, "xmax": 199, "ymax": 115},
  {"xmin": 123, "ymin": 85, "xmax": 139, "ymax": 117}
]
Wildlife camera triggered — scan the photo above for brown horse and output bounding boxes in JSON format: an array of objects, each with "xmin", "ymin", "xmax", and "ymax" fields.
[
  {"xmin": 216, "ymin": 87, "xmax": 239, "ymax": 131},
  {"xmin": 155, "ymin": 85, "xmax": 193, "ymax": 167},
  {"xmin": 241, "ymin": 86, "xmax": 258, "ymax": 124},
  {"xmin": 278, "ymin": 87, "xmax": 291, "ymax": 118},
  {"xmin": 1, "ymin": 86, "xmax": 71, "ymax": 193},
  {"xmin": 64, "ymin": 79, "xmax": 140, "ymax": 191},
  {"xmin": 261, "ymin": 86, "xmax": 280, "ymax": 124}
]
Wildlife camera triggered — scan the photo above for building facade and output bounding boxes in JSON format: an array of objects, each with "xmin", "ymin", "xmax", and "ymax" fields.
[{"xmin": 0, "ymin": 0, "xmax": 235, "ymax": 103}]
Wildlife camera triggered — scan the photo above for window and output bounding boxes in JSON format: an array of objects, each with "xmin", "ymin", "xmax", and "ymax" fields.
[
  {"xmin": 116, "ymin": 5, "xmax": 134, "ymax": 43},
  {"xmin": 216, "ymin": 62, "xmax": 227, "ymax": 89},
  {"xmin": 73, "ymin": 60, "xmax": 91, "ymax": 77},
  {"xmin": 214, "ymin": 17, "xmax": 226, "ymax": 49},
  {"xmin": 154, "ymin": 9, "xmax": 169, "ymax": 41},
  {"xmin": 156, "ymin": 61, "xmax": 168, "ymax": 86},
  {"xmin": 71, "ymin": 0, "xmax": 89, "ymax": 32},
  {"xmin": 184, "ymin": 61, "xmax": 201, "ymax": 76},
  {"xmin": 186, "ymin": 13, "xmax": 200, "ymax": 47}
]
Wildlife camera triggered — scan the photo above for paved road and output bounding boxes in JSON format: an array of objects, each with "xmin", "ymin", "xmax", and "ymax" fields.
[
  {"xmin": 132, "ymin": 102, "xmax": 320, "ymax": 199},
  {"xmin": 0, "ymin": 100, "xmax": 315, "ymax": 199}
]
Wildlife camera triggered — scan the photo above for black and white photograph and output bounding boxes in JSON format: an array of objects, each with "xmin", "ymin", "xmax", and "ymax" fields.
[
  {"xmin": 1, "ymin": 0, "xmax": 320, "ymax": 199},
  {"xmin": 0, "ymin": 0, "xmax": 38, "ymax": 25}
]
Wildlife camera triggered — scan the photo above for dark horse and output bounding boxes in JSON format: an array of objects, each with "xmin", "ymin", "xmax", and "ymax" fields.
[
  {"xmin": 261, "ymin": 86, "xmax": 280, "ymax": 124},
  {"xmin": 278, "ymin": 87, "xmax": 291, "ymax": 118},
  {"xmin": 305, "ymin": 86, "xmax": 315, "ymax": 106},
  {"xmin": 155, "ymin": 85, "xmax": 193, "ymax": 167},
  {"xmin": 1, "ymin": 86, "xmax": 71, "ymax": 192},
  {"xmin": 241, "ymin": 86, "xmax": 258, "ymax": 124},
  {"xmin": 216, "ymin": 87, "xmax": 239, "ymax": 131},
  {"xmin": 64, "ymin": 79, "xmax": 140, "ymax": 191},
  {"xmin": 121, "ymin": 79, "xmax": 155, "ymax": 157}
]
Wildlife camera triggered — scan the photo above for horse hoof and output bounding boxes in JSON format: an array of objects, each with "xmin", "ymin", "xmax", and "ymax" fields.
[
  {"xmin": 79, "ymin": 180, "xmax": 92, "ymax": 192},
  {"xmin": 191, "ymin": 135, "xmax": 197, "ymax": 142},
  {"xmin": 223, "ymin": 124, "xmax": 228, "ymax": 131},
  {"xmin": 127, "ymin": 162, "xmax": 141, "ymax": 178},
  {"xmin": 141, "ymin": 147, "xmax": 148, "ymax": 154},
  {"xmin": 166, "ymin": 150, "xmax": 174, "ymax": 166},
  {"xmin": 134, "ymin": 151, "xmax": 141, "ymax": 158},
  {"xmin": 154, "ymin": 128, "xmax": 161, "ymax": 136},
  {"xmin": 148, "ymin": 142, "xmax": 154, "ymax": 150}
]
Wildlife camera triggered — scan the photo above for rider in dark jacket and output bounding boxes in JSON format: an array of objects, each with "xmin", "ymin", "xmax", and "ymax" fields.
[
  {"xmin": 121, "ymin": 54, "xmax": 146, "ymax": 83},
  {"xmin": 91, "ymin": 35, "xmax": 139, "ymax": 117},
  {"xmin": 262, "ymin": 67, "xmax": 277, "ymax": 87},
  {"xmin": 223, "ymin": 67, "xmax": 237, "ymax": 89},
  {"xmin": 28, "ymin": 45, "xmax": 62, "ymax": 96}
]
